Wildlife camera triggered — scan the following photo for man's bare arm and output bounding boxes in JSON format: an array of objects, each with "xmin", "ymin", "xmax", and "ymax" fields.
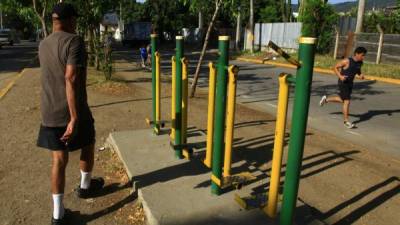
[
  {"xmin": 60, "ymin": 64, "xmax": 77, "ymax": 142},
  {"xmin": 333, "ymin": 59, "xmax": 348, "ymax": 81}
]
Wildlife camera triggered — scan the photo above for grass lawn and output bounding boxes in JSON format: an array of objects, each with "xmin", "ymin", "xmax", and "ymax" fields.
[{"xmin": 236, "ymin": 51, "xmax": 400, "ymax": 79}]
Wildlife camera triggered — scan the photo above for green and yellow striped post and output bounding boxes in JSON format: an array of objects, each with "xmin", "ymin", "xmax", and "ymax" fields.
[
  {"xmin": 280, "ymin": 37, "xmax": 317, "ymax": 225},
  {"xmin": 151, "ymin": 34, "xmax": 159, "ymax": 133},
  {"xmin": 211, "ymin": 36, "xmax": 230, "ymax": 195},
  {"xmin": 204, "ymin": 62, "xmax": 216, "ymax": 168},
  {"xmin": 174, "ymin": 36, "xmax": 184, "ymax": 159},
  {"xmin": 170, "ymin": 56, "xmax": 176, "ymax": 140},
  {"xmin": 223, "ymin": 65, "xmax": 239, "ymax": 178},
  {"xmin": 181, "ymin": 57, "xmax": 189, "ymax": 153},
  {"xmin": 265, "ymin": 73, "xmax": 291, "ymax": 218}
]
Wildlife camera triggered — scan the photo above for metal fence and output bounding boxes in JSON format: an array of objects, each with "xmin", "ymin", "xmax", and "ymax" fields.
[
  {"xmin": 334, "ymin": 32, "xmax": 400, "ymax": 64},
  {"xmin": 245, "ymin": 22, "xmax": 302, "ymax": 50}
]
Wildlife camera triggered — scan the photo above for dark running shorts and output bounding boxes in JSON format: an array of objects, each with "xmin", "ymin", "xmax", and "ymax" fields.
[
  {"xmin": 338, "ymin": 80, "xmax": 353, "ymax": 100},
  {"xmin": 37, "ymin": 120, "xmax": 95, "ymax": 151}
]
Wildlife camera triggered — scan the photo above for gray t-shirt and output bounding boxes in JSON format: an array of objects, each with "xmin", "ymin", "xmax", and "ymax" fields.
[{"xmin": 39, "ymin": 31, "xmax": 92, "ymax": 127}]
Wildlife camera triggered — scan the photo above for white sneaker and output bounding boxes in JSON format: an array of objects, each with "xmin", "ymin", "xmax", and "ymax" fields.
[
  {"xmin": 344, "ymin": 121, "xmax": 355, "ymax": 129},
  {"xmin": 319, "ymin": 95, "xmax": 327, "ymax": 106}
]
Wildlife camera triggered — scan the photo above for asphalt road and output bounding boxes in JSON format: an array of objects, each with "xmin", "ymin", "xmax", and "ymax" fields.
[
  {"xmin": 228, "ymin": 61, "xmax": 400, "ymax": 157},
  {"xmin": 0, "ymin": 40, "xmax": 38, "ymax": 86}
]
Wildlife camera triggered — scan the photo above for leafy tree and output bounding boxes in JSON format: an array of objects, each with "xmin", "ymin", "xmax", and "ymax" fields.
[
  {"xmin": 298, "ymin": 0, "xmax": 338, "ymax": 53},
  {"xmin": 0, "ymin": 0, "xmax": 39, "ymax": 37},
  {"xmin": 259, "ymin": 1, "xmax": 282, "ymax": 23}
]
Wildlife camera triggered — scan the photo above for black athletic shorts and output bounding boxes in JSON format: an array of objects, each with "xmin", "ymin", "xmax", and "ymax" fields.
[
  {"xmin": 338, "ymin": 80, "xmax": 353, "ymax": 100},
  {"xmin": 37, "ymin": 120, "xmax": 95, "ymax": 151}
]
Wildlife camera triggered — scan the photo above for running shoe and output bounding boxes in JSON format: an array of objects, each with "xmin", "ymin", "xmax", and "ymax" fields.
[
  {"xmin": 344, "ymin": 121, "xmax": 355, "ymax": 129},
  {"xmin": 319, "ymin": 95, "xmax": 327, "ymax": 106}
]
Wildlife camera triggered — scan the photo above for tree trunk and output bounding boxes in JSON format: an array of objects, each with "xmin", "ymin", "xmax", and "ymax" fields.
[
  {"xmin": 189, "ymin": 0, "xmax": 222, "ymax": 98},
  {"xmin": 281, "ymin": 0, "xmax": 287, "ymax": 22},
  {"xmin": 287, "ymin": 0, "xmax": 292, "ymax": 22},
  {"xmin": 198, "ymin": 11, "xmax": 203, "ymax": 29},
  {"xmin": 32, "ymin": 0, "xmax": 48, "ymax": 37},
  {"xmin": 235, "ymin": 6, "xmax": 241, "ymax": 51},
  {"xmin": 355, "ymin": 0, "xmax": 365, "ymax": 33},
  {"xmin": 249, "ymin": 0, "xmax": 254, "ymax": 53}
]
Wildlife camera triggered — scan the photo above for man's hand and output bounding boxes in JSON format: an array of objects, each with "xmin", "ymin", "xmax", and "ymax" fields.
[
  {"xmin": 339, "ymin": 75, "xmax": 346, "ymax": 81},
  {"xmin": 60, "ymin": 119, "xmax": 76, "ymax": 143},
  {"xmin": 359, "ymin": 74, "xmax": 365, "ymax": 80}
]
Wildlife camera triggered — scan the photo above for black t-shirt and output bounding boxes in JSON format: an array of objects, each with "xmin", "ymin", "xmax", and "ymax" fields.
[
  {"xmin": 340, "ymin": 57, "xmax": 363, "ymax": 84},
  {"xmin": 39, "ymin": 31, "xmax": 92, "ymax": 127}
]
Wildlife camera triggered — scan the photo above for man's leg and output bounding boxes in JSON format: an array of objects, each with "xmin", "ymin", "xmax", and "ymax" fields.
[
  {"xmin": 79, "ymin": 144, "xmax": 94, "ymax": 189},
  {"xmin": 77, "ymin": 143, "xmax": 104, "ymax": 198},
  {"xmin": 51, "ymin": 150, "xmax": 69, "ymax": 219},
  {"xmin": 343, "ymin": 99, "xmax": 350, "ymax": 122},
  {"xmin": 326, "ymin": 95, "xmax": 343, "ymax": 103}
]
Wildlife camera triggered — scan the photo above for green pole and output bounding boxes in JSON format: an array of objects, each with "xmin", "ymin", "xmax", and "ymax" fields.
[
  {"xmin": 280, "ymin": 37, "xmax": 317, "ymax": 225},
  {"xmin": 175, "ymin": 36, "xmax": 184, "ymax": 159},
  {"xmin": 151, "ymin": 34, "xmax": 158, "ymax": 131},
  {"xmin": 211, "ymin": 36, "xmax": 229, "ymax": 195}
]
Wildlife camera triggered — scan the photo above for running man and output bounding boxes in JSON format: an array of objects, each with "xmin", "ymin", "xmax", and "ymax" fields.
[
  {"xmin": 37, "ymin": 3, "xmax": 104, "ymax": 224},
  {"xmin": 319, "ymin": 47, "xmax": 367, "ymax": 129}
]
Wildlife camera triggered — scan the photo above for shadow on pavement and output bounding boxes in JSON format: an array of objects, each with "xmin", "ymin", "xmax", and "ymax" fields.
[
  {"xmin": 330, "ymin": 109, "xmax": 400, "ymax": 124},
  {"xmin": 307, "ymin": 176, "xmax": 400, "ymax": 225}
]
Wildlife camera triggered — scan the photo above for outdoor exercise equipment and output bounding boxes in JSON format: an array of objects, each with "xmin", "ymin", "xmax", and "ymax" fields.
[
  {"xmin": 145, "ymin": 34, "xmax": 165, "ymax": 134},
  {"xmin": 169, "ymin": 36, "xmax": 192, "ymax": 159},
  {"xmin": 232, "ymin": 39, "xmax": 317, "ymax": 225},
  {"xmin": 265, "ymin": 73, "xmax": 294, "ymax": 218},
  {"xmin": 206, "ymin": 36, "xmax": 255, "ymax": 195},
  {"xmin": 279, "ymin": 37, "xmax": 317, "ymax": 225}
]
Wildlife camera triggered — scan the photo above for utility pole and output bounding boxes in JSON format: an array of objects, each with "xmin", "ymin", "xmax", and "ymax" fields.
[
  {"xmin": 235, "ymin": 6, "xmax": 241, "ymax": 51},
  {"xmin": 355, "ymin": 0, "xmax": 365, "ymax": 33},
  {"xmin": 249, "ymin": 0, "xmax": 254, "ymax": 53},
  {"xmin": 0, "ymin": 9, "xmax": 3, "ymax": 29}
]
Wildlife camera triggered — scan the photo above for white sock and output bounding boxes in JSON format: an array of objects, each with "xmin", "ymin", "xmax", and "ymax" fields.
[
  {"xmin": 80, "ymin": 170, "xmax": 92, "ymax": 189},
  {"xmin": 52, "ymin": 194, "xmax": 65, "ymax": 219}
]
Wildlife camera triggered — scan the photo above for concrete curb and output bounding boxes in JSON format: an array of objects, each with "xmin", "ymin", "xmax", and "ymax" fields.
[
  {"xmin": 138, "ymin": 190, "xmax": 159, "ymax": 225},
  {"xmin": 235, "ymin": 57, "xmax": 400, "ymax": 85},
  {"xmin": 0, "ymin": 69, "xmax": 26, "ymax": 100}
]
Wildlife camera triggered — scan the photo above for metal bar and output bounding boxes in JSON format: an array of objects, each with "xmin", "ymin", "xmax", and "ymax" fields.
[
  {"xmin": 151, "ymin": 34, "xmax": 158, "ymax": 132},
  {"xmin": 268, "ymin": 41, "xmax": 301, "ymax": 67},
  {"xmin": 265, "ymin": 73, "xmax": 291, "ymax": 218},
  {"xmin": 181, "ymin": 57, "xmax": 188, "ymax": 149},
  {"xmin": 211, "ymin": 36, "xmax": 229, "ymax": 195},
  {"xmin": 155, "ymin": 52, "xmax": 161, "ymax": 132},
  {"xmin": 174, "ymin": 36, "xmax": 184, "ymax": 158},
  {"xmin": 223, "ymin": 65, "xmax": 239, "ymax": 177},
  {"xmin": 170, "ymin": 56, "xmax": 176, "ymax": 140},
  {"xmin": 204, "ymin": 62, "xmax": 217, "ymax": 168},
  {"xmin": 280, "ymin": 37, "xmax": 317, "ymax": 225}
]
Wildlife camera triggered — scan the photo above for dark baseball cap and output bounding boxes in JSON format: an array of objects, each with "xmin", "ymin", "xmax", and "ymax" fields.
[{"xmin": 52, "ymin": 3, "xmax": 79, "ymax": 20}]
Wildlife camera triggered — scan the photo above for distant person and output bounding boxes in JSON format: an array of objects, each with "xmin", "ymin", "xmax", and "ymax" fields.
[
  {"xmin": 319, "ymin": 47, "xmax": 367, "ymax": 129},
  {"xmin": 139, "ymin": 44, "xmax": 148, "ymax": 67},
  {"xmin": 37, "ymin": 3, "xmax": 104, "ymax": 224},
  {"xmin": 146, "ymin": 43, "xmax": 151, "ymax": 65}
]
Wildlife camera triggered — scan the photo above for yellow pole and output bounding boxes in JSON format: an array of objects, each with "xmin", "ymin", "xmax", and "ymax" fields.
[
  {"xmin": 204, "ymin": 62, "xmax": 216, "ymax": 168},
  {"xmin": 170, "ymin": 56, "xmax": 176, "ymax": 140},
  {"xmin": 155, "ymin": 52, "xmax": 161, "ymax": 132},
  {"xmin": 181, "ymin": 58, "xmax": 188, "ymax": 145},
  {"xmin": 265, "ymin": 73, "xmax": 290, "ymax": 218},
  {"xmin": 223, "ymin": 65, "xmax": 238, "ymax": 177}
]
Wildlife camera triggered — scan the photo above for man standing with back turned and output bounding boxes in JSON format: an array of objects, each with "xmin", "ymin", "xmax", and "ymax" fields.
[
  {"xmin": 37, "ymin": 3, "xmax": 104, "ymax": 224},
  {"xmin": 319, "ymin": 47, "xmax": 367, "ymax": 129}
]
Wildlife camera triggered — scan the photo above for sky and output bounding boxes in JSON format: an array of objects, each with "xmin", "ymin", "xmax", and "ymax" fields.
[{"xmin": 136, "ymin": 0, "xmax": 357, "ymax": 3}]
